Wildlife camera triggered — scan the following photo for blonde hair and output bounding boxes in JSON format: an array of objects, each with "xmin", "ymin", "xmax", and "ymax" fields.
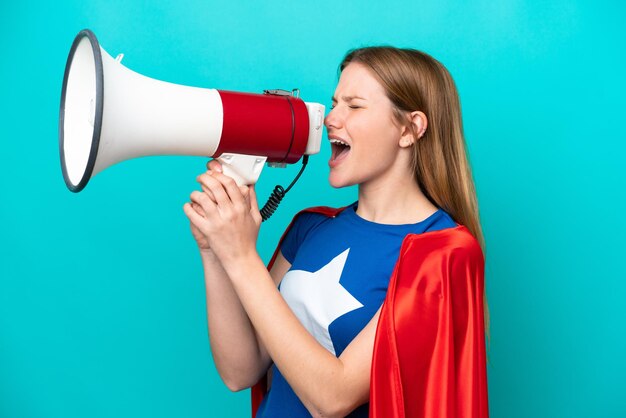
[{"xmin": 340, "ymin": 47, "xmax": 490, "ymax": 338}]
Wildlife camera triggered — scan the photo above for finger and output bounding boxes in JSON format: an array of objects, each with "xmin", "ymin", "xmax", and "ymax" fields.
[
  {"xmin": 207, "ymin": 159, "xmax": 223, "ymax": 173},
  {"xmin": 239, "ymin": 186, "xmax": 250, "ymax": 206},
  {"xmin": 196, "ymin": 172, "xmax": 231, "ymax": 208},
  {"xmin": 199, "ymin": 183, "xmax": 217, "ymax": 203},
  {"xmin": 190, "ymin": 190, "xmax": 217, "ymax": 216},
  {"xmin": 191, "ymin": 202, "xmax": 206, "ymax": 217},
  {"xmin": 249, "ymin": 186, "xmax": 263, "ymax": 224},
  {"xmin": 183, "ymin": 202, "xmax": 207, "ymax": 227},
  {"xmin": 198, "ymin": 165, "xmax": 224, "ymax": 202},
  {"xmin": 210, "ymin": 171, "xmax": 246, "ymax": 207},
  {"xmin": 248, "ymin": 185, "xmax": 260, "ymax": 210}
]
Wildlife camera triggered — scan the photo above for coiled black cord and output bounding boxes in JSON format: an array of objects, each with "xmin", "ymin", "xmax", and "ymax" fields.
[
  {"xmin": 260, "ymin": 155, "xmax": 309, "ymax": 222},
  {"xmin": 260, "ymin": 185, "xmax": 286, "ymax": 221}
]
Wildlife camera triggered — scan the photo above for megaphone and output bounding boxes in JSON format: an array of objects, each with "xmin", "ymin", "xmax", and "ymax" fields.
[{"xmin": 59, "ymin": 29, "xmax": 325, "ymax": 194}]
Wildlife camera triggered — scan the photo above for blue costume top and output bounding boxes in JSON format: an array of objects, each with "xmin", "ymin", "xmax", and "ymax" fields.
[{"xmin": 255, "ymin": 202, "xmax": 457, "ymax": 418}]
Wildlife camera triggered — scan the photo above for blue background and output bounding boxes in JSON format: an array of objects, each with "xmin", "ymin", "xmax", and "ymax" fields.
[{"xmin": 1, "ymin": 1, "xmax": 625, "ymax": 417}]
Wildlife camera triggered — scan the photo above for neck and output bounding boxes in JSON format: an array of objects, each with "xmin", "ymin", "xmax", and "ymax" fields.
[{"xmin": 356, "ymin": 168, "xmax": 438, "ymax": 225}]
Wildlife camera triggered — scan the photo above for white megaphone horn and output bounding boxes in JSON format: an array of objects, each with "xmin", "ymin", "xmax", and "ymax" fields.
[{"xmin": 59, "ymin": 29, "xmax": 325, "ymax": 198}]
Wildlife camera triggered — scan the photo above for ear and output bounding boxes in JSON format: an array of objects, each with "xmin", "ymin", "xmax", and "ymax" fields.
[{"xmin": 399, "ymin": 111, "xmax": 428, "ymax": 148}]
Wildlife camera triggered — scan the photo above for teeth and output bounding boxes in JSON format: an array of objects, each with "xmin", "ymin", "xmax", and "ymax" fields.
[{"xmin": 330, "ymin": 139, "xmax": 350, "ymax": 147}]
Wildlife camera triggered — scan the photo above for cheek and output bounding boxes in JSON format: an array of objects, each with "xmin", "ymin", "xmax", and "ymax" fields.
[
  {"xmin": 350, "ymin": 115, "xmax": 399, "ymax": 154},
  {"xmin": 347, "ymin": 112, "xmax": 390, "ymax": 141}
]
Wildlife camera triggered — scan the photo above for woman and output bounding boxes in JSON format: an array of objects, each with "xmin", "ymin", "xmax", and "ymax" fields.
[{"xmin": 183, "ymin": 47, "xmax": 489, "ymax": 418}]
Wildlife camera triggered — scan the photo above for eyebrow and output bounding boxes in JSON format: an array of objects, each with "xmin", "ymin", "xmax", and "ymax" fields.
[{"xmin": 331, "ymin": 95, "xmax": 367, "ymax": 102}]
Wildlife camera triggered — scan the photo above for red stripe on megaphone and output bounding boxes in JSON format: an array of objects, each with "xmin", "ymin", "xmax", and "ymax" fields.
[{"xmin": 215, "ymin": 90, "xmax": 309, "ymax": 163}]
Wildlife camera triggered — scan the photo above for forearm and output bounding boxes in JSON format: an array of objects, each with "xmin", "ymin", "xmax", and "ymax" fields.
[
  {"xmin": 224, "ymin": 254, "xmax": 352, "ymax": 416},
  {"xmin": 200, "ymin": 250, "xmax": 270, "ymax": 391}
]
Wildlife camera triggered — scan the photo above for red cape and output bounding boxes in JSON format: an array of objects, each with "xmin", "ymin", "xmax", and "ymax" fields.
[{"xmin": 252, "ymin": 207, "xmax": 489, "ymax": 417}]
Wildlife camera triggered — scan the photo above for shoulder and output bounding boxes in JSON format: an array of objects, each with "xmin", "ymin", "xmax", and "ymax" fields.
[
  {"xmin": 278, "ymin": 206, "xmax": 349, "ymax": 260},
  {"xmin": 270, "ymin": 206, "xmax": 345, "ymax": 268},
  {"xmin": 286, "ymin": 205, "xmax": 349, "ymax": 229},
  {"xmin": 294, "ymin": 206, "xmax": 349, "ymax": 219},
  {"xmin": 401, "ymin": 225, "xmax": 484, "ymax": 266},
  {"xmin": 394, "ymin": 226, "xmax": 485, "ymax": 298}
]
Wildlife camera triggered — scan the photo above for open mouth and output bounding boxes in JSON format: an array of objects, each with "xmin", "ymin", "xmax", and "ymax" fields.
[{"xmin": 330, "ymin": 138, "xmax": 351, "ymax": 164}]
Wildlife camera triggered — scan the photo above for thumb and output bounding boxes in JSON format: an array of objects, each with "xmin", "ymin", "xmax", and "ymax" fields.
[
  {"xmin": 207, "ymin": 159, "xmax": 223, "ymax": 173},
  {"xmin": 248, "ymin": 185, "xmax": 259, "ymax": 210},
  {"xmin": 240, "ymin": 185, "xmax": 251, "ymax": 207}
]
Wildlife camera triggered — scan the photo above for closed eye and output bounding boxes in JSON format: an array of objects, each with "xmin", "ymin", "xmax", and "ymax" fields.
[{"xmin": 329, "ymin": 104, "xmax": 363, "ymax": 110}]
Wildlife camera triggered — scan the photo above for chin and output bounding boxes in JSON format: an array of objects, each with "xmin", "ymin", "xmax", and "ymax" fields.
[{"xmin": 328, "ymin": 171, "xmax": 358, "ymax": 189}]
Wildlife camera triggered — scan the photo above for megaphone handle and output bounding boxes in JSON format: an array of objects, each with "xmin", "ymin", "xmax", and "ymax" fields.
[{"xmin": 215, "ymin": 153, "xmax": 267, "ymax": 186}]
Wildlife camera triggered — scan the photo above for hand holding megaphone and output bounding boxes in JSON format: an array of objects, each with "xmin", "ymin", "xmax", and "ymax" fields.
[
  {"xmin": 187, "ymin": 159, "xmax": 257, "ymax": 252},
  {"xmin": 59, "ymin": 29, "xmax": 325, "ymax": 193}
]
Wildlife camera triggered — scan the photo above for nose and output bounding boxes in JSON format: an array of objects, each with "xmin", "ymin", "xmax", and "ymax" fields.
[{"xmin": 324, "ymin": 106, "xmax": 342, "ymax": 131}]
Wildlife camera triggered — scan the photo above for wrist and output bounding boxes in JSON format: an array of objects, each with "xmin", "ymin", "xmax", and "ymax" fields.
[
  {"xmin": 199, "ymin": 248, "xmax": 218, "ymax": 262},
  {"xmin": 221, "ymin": 251, "xmax": 265, "ymax": 282}
]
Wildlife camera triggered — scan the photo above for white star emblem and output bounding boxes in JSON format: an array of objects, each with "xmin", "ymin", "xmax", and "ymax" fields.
[{"xmin": 279, "ymin": 249, "xmax": 363, "ymax": 355}]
